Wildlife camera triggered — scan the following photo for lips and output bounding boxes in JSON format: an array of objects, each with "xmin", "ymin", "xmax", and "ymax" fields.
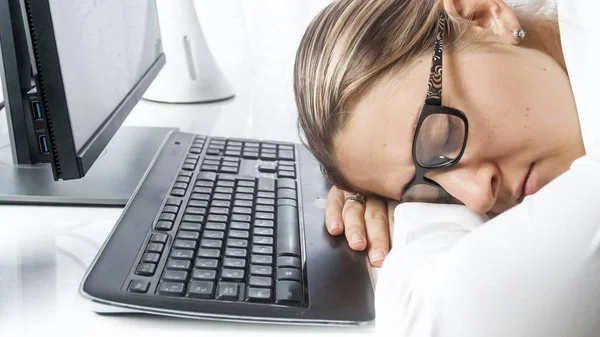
[{"xmin": 516, "ymin": 164, "xmax": 538, "ymax": 203}]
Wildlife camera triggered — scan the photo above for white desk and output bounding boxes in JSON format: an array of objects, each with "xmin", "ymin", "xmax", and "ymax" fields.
[{"xmin": 0, "ymin": 1, "xmax": 377, "ymax": 336}]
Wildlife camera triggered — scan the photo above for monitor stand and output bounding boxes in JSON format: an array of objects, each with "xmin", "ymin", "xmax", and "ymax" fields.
[{"xmin": 0, "ymin": 126, "xmax": 175, "ymax": 206}]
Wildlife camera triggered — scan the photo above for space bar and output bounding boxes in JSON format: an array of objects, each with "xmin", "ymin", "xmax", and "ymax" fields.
[{"xmin": 276, "ymin": 205, "xmax": 301, "ymax": 257}]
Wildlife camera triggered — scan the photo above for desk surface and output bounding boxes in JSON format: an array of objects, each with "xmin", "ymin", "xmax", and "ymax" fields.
[{"xmin": 0, "ymin": 1, "xmax": 377, "ymax": 335}]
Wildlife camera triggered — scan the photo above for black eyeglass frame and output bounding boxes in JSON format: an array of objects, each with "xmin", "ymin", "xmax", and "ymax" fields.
[{"xmin": 401, "ymin": 13, "xmax": 470, "ymax": 203}]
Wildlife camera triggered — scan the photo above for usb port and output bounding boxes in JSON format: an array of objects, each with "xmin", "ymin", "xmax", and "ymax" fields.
[
  {"xmin": 38, "ymin": 135, "xmax": 49, "ymax": 154},
  {"xmin": 31, "ymin": 101, "xmax": 43, "ymax": 120}
]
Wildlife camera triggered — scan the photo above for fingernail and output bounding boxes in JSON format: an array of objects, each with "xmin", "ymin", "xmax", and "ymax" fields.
[
  {"xmin": 369, "ymin": 249, "xmax": 386, "ymax": 262},
  {"xmin": 351, "ymin": 233, "xmax": 363, "ymax": 245},
  {"xmin": 330, "ymin": 221, "xmax": 340, "ymax": 231}
]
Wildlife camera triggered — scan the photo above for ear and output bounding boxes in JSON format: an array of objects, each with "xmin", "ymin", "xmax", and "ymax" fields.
[{"xmin": 442, "ymin": 0, "xmax": 522, "ymax": 45}]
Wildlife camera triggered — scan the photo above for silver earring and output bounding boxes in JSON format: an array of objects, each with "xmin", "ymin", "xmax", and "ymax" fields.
[{"xmin": 513, "ymin": 27, "xmax": 526, "ymax": 42}]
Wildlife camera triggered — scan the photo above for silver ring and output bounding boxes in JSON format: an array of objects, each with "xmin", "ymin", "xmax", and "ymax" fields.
[
  {"xmin": 513, "ymin": 27, "xmax": 526, "ymax": 42},
  {"xmin": 345, "ymin": 193, "xmax": 366, "ymax": 205}
]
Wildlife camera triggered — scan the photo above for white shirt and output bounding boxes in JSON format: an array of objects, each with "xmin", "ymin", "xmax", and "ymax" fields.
[{"xmin": 374, "ymin": 1, "xmax": 600, "ymax": 336}]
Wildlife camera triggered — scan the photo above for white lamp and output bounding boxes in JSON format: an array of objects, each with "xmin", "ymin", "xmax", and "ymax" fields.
[{"xmin": 143, "ymin": 0, "xmax": 235, "ymax": 103}]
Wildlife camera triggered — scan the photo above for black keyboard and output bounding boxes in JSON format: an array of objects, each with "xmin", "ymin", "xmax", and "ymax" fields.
[{"xmin": 123, "ymin": 135, "xmax": 306, "ymax": 306}]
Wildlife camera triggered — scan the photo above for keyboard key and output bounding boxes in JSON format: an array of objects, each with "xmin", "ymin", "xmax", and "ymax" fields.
[
  {"xmin": 245, "ymin": 142, "xmax": 260, "ymax": 148},
  {"xmin": 166, "ymin": 259, "xmax": 192, "ymax": 270},
  {"xmin": 255, "ymin": 212, "xmax": 275, "ymax": 220},
  {"xmin": 275, "ymin": 281, "xmax": 302, "ymax": 304},
  {"xmin": 190, "ymin": 193, "xmax": 210, "ymax": 201},
  {"xmin": 216, "ymin": 282, "xmax": 239, "ymax": 301},
  {"xmin": 159, "ymin": 213, "xmax": 176, "ymax": 222},
  {"xmin": 238, "ymin": 180, "xmax": 255, "ymax": 188},
  {"xmin": 256, "ymin": 205, "xmax": 275, "ymax": 213},
  {"xmin": 182, "ymin": 164, "xmax": 196, "ymax": 171},
  {"xmin": 203, "ymin": 159, "xmax": 220, "ymax": 166},
  {"xmin": 142, "ymin": 253, "xmax": 160, "ymax": 263},
  {"xmin": 204, "ymin": 230, "xmax": 225, "ymax": 240},
  {"xmin": 188, "ymin": 200, "xmax": 209, "ymax": 208},
  {"xmin": 278, "ymin": 171, "xmax": 296, "ymax": 179},
  {"xmin": 254, "ymin": 220, "xmax": 274, "ymax": 228},
  {"xmin": 277, "ymin": 205, "xmax": 301, "ymax": 257},
  {"xmin": 234, "ymin": 200, "xmax": 253, "ymax": 208},
  {"xmin": 277, "ymin": 199, "xmax": 298, "ymax": 207},
  {"xmin": 180, "ymin": 222, "xmax": 202, "ymax": 231},
  {"xmin": 177, "ymin": 231, "xmax": 201, "ymax": 241},
  {"xmin": 150, "ymin": 233, "xmax": 168, "ymax": 243},
  {"xmin": 173, "ymin": 239, "xmax": 198, "ymax": 250},
  {"xmin": 276, "ymin": 268, "xmax": 301, "ymax": 281},
  {"xmin": 253, "ymin": 236, "xmax": 274, "ymax": 245},
  {"xmin": 225, "ymin": 248, "xmax": 247, "ymax": 258},
  {"xmin": 253, "ymin": 245, "xmax": 273, "ymax": 255},
  {"xmin": 166, "ymin": 198, "xmax": 183, "ymax": 207},
  {"xmin": 200, "ymin": 239, "xmax": 223, "ymax": 249},
  {"xmin": 246, "ymin": 288, "xmax": 272, "ymax": 302},
  {"xmin": 170, "ymin": 249, "xmax": 194, "ymax": 260},
  {"xmin": 261, "ymin": 148, "xmax": 277, "ymax": 154},
  {"xmin": 260, "ymin": 153, "xmax": 277, "ymax": 161},
  {"xmin": 205, "ymin": 222, "xmax": 226, "ymax": 231},
  {"xmin": 249, "ymin": 276, "xmax": 272, "ymax": 288},
  {"xmin": 158, "ymin": 282, "xmax": 185, "ymax": 296},
  {"xmin": 128, "ymin": 280, "xmax": 150, "ymax": 293},
  {"xmin": 278, "ymin": 178, "xmax": 296, "ymax": 190},
  {"xmin": 162, "ymin": 270, "xmax": 188, "ymax": 282},
  {"xmin": 224, "ymin": 151, "xmax": 241, "ymax": 157},
  {"xmin": 231, "ymin": 214, "xmax": 251, "ymax": 222},
  {"xmin": 229, "ymin": 230, "xmax": 250, "ymax": 239},
  {"xmin": 155, "ymin": 221, "xmax": 173, "ymax": 231},
  {"xmin": 135, "ymin": 263, "xmax": 156, "ymax": 276},
  {"xmin": 213, "ymin": 193, "xmax": 233, "ymax": 201},
  {"xmin": 195, "ymin": 258, "xmax": 218, "ymax": 269},
  {"xmin": 257, "ymin": 191, "xmax": 275, "ymax": 199},
  {"xmin": 187, "ymin": 281, "xmax": 214, "ymax": 299},
  {"xmin": 209, "ymin": 207, "xmax": 230, "ymax": 215},
  {"xmin": 192, "ymin": 269, "xmax": 217, "ymax": 280},
  {"xmin": 250, "ymin": 265, "xmax": 272, "ymax": 276},
  {"xmin": 258, "ymin": 164, "xmax": 277, "ymax": 173},
  {"xmin": 230, "ymin": 222, "xmax": 250, "ymax": 230},
  {"xmin": 221, "ymin": 268, "xmax": 245, "ymax": 281},
  {"xmin": 277, "ymin": 256, "xmax": 301, "ymax": 269},
  {"xmin": 254, "ymin": 228, "xmax": 274, "ymax": 236},
  {"xmin": 227, "ymin": 239, "xmax": 248, "ymax": 248},
  {"xmin": 146, "ymin": 243, "xmax": 164, "ymax": 253},
  {"xmin": 193, "ymin": 187, "xmax": 212, "ymax": 194},
  {"xmin": 242, "ymin": 152, "xmax": 259, "ymax": 159},
  {"xmin": 179, "ymin": 171, "xmax": 194, "ymax": 177},
  {"xmin": 198, "ymin": 172, "xmax": 217, "ymax": 181},
  {"xmin": 182, "ymin": 214, "xmax": 204, "ymax": 223},
  {"xmin": 235, "ymin": 193, "xmax": 253, "ymax": 201},
  {"xmin": 198, "ymin": 248, "xmax": 220, "ymax": 258},
  {"xmin": 207, "ymin": 214, "xmax": 228, "ymax": 222},
  {"xmin": 211, "ymin": 200, "xmax": 231, "ymax": 208},
  {"xmin": 223, "ymin": 258, "xmax": 246, "ymax": 268},
  {"xmin": 277, "ymin": 188, "xmax": 297, "ymax": 200},
  {"xmin": 251, "ymin": 255, "xmax": 273, "ymax": 265},
  {"xmin": 256, "ymin": 198, "xmax": 275, "ymax": 206},
  {"xmin": 258, "ymin": 178, "xmax": 276, "ymax": 192},
  {"xmin": 261, "ymin": 143, "xmax": 277, "ymax": 149},
  {"xmin": 232, "ymin": 207, "xmax": 252, "ymax": 215},
  {"xmin": 163, "ymin": 205, "xmax": 179, "ymax": 214},
  {"xmin": 201, "ymin": 165, "xmax": 219, "ymax": 172},
  {"xmin": 173, "ymin": 182, "xmax": 188, "ymax": 190},
  {"xmin": 278, "ymin": 149, "xmax": 295, "ymax": 161},
  {"xmin": 217, "ymin": 180, "xmax": 235, "ymax": 188},
  {"xmin": 220, "ymin": 166, "xmax": 238, "ymax": 174},
  {"xmin": 195, "ymin": 180, "xmax": 214, "ymax": 188},
  {"xmin": 186, "ymin": 207, "xmax": 207, "ymax": 216},
  {"xmin": 223, "ymin": 156, "xmax": 241, "ymax": 163},
  {"xmin": 215, "ymin": 187, "xmax": 234, "ymax": 194}
]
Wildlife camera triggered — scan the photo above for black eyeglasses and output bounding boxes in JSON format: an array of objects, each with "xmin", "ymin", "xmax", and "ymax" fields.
[{"xmin": 400, "ymin": 14, "xmax": 469, "ymax": 204}]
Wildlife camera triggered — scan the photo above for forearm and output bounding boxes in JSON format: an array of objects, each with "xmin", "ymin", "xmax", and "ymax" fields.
[{"xmin": 375, "ymin": 155, "xmax": 600, "ymax": 336}]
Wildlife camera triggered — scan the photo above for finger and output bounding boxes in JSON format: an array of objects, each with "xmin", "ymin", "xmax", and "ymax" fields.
[
  {"xmin": 325, "ymin": 186, "xmax": 345, "ymax": 235},
  {"xmin": 387, "ymin": 199, "xmax": 399, "ymax": 245},
  {"xmin": 342, "ymin": 191, "xmax": 367, "ymax": 251},
  {"xmin": 363, "ymin": 197, "xmax": 390, "ymax": 267}
]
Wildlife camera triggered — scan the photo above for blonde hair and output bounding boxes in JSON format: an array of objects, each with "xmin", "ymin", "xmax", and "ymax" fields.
[{"xmin": 293, "ymin": 0, "xmax": 562, "ymax": 193}]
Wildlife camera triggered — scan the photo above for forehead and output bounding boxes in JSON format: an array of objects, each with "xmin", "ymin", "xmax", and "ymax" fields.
[{"xmin": 334, "ymin": 60, "xmax": 429, "ymax": 198}]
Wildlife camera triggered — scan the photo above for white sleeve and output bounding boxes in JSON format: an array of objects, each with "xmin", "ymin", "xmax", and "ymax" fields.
[{"xmin": 374, "ymin": 155, "xmax": 600, "ymax": 337}]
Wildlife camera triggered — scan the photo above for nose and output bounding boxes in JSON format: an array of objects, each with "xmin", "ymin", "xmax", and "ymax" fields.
[{"xmin": 427, "ymin": 161, "xmax": 501, "ymax": 214}]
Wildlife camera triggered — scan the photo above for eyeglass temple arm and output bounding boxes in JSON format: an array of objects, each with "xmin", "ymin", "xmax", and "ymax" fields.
[{"xmin": 424, "ymin": 14, "xmax": 446, "ymax": 107}]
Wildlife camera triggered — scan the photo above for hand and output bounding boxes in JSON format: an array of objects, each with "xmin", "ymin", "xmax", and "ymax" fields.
[{"xmin": 325, "ymin": 185, "xmax": 397, "ymax": 267}]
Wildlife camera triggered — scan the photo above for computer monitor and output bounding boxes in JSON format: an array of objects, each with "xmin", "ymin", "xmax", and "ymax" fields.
[{"xmin": 0, "ymin": 0, "xmax": 174, "ymax": 206}]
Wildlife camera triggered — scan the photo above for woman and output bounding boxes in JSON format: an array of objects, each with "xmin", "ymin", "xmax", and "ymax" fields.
[{"xmin": 294, "ymin": 0, "xmax": 600, "ymax": 335}]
